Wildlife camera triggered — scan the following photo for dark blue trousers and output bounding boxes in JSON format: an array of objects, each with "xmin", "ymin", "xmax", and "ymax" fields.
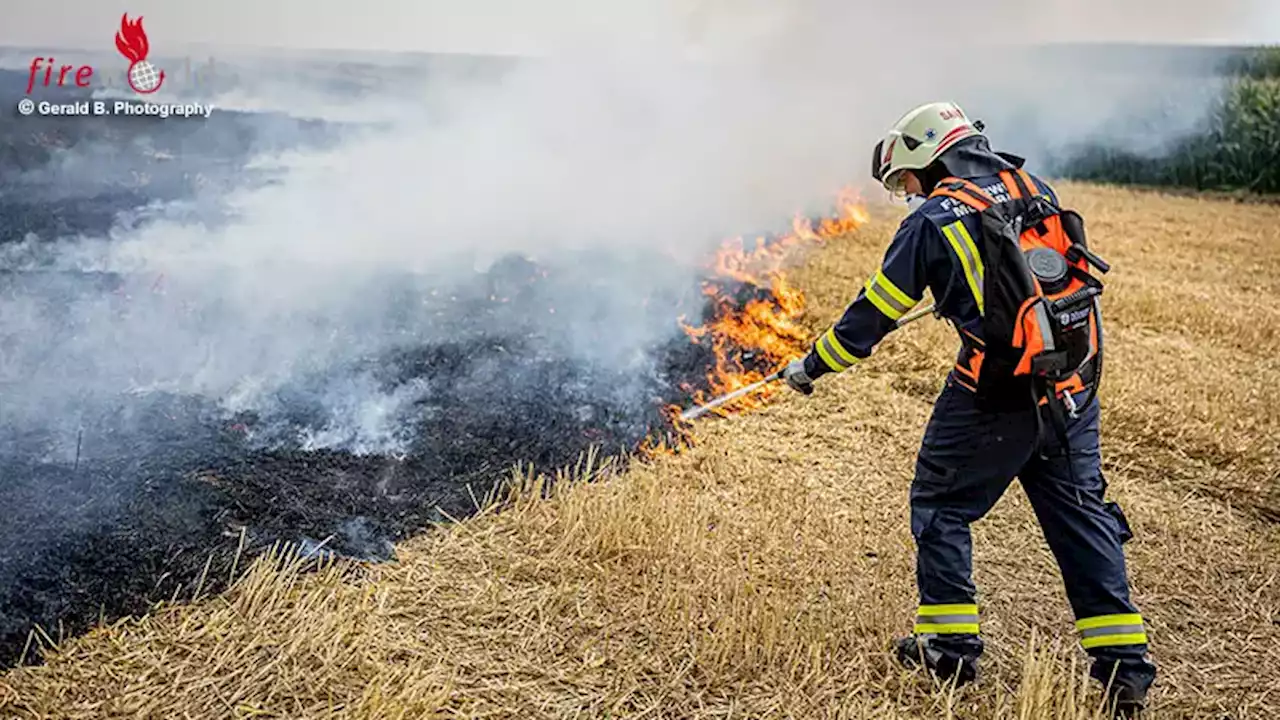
[{"xmin": 910, "ymin": 379, "xmax": 1156, "ymax": 694}]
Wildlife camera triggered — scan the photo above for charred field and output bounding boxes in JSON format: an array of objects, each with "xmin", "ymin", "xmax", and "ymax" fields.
[
  {"xmin": 0, "ymin": 73, "xmax": 837, "ymax": 669},
  {"xmin": 0, "ymin": 301, "xmax": 712, "ymax": 669},
  {"xmin": 1, "ymin": 81, "xmax": 359, "ymax": 665}
]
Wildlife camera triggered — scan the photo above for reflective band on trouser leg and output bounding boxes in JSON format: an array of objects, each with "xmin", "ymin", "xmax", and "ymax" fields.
[
  {"xmin": 941, "ymin": 222, "xmax": 985, "ymax": 314},
  {"xmin": 1075, "ymin": 614, "xmax": 1148, "ymax": 650},
  {"xmin": 915, "ymin": 604, "xmax": 980, "ymax": 635},
  {"xmin": 864, "ymin": 269, "xmax": 917, "ymax": 321},
  {"xmin": 814, "ymin": 328, "xmax": 859, "ymax": 373}
]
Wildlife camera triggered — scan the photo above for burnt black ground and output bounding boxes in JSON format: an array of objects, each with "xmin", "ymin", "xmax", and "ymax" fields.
[
  {"xmin": 0, "ymin": 320, "xmax": 723, "ymax": 667},
  {"xmin": 0, "ymin": 79, "xmax": 777, "ymax": 668},
  {"xmin": 0, "ymin": 84, "xmax": 350, "ymax": 665},
  {"xmin": 0, "ymin": 264, "xmax": 733, "ymax": 668}
]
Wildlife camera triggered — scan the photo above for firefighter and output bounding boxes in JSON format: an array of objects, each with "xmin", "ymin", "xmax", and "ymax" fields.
[{"xmin": 781, "ymin": 102, "xmax": 1157, "ymax": 717}]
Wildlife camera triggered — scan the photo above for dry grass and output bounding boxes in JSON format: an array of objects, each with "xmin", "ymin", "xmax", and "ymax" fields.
[{"xmin": 2, "ymin": 183, "xmax": 1278, "ymax": 719}]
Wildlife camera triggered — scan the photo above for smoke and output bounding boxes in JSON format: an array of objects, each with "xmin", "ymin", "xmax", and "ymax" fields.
[
  {"xmin": 1, "ymin": 1, "xmax": 1275, "ymax": 664},
  {"xmin": 5, "ymin": 0, "xmax": 1275, "ymax": 51},
  {"xmin": 2, "ymin": 0, "xmax": 1272, "ymax": 451}
]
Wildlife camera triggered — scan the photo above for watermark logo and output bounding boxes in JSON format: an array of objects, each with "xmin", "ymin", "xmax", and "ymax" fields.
[
  {"xmin": 115, "ymin": 14, "xmax": 165, "ymax": 94},
  {"xmin": 16, "ymin": 97, "xmax": 214, "ymax": 118},
  {"xmin": 16, "ymin": 12, "xmax": 215, "ymax": 118},
  {"xmin": 25, "ymin": 12, "xmax": 166, "ymax": 95}
]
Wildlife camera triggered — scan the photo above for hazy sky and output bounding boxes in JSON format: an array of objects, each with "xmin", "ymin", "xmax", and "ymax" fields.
[{"xmin": 3, "ymin": 0, "xmax": 1278, "ymax": 54}]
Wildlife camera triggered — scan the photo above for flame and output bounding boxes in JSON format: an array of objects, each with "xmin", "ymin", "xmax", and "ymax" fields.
[
  {"xmin": 115, "ymin": 14, "xmax": 151, "ymax": 63},
  {"xmin": 674, "ymin": 186, "xmax": 870, "ymax": 421},
  {"xmin": 638, "ymin": 422, "xmax": 685, "ymax": 458}
]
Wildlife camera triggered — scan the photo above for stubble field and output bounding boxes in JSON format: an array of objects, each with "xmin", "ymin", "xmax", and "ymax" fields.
[{"xmin": 2, "ymin": 182, "xmax": 1277, "ymax": 719}]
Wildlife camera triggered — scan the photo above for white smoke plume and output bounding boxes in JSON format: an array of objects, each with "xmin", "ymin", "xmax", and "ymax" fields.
[{"xmin": 0, "ymin": 0, "xmax": 1275, "ymax": 455}]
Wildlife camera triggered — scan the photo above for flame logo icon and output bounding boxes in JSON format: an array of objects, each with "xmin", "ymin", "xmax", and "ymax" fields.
[{"xmin": 115, "ymin": 13, "xmax": 165, "ymax": 94}]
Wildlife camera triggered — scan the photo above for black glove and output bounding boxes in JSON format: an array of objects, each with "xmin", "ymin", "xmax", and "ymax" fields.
[{"xmin": 782, "ymin": 358, "xmax": 814, "ymax": 395}]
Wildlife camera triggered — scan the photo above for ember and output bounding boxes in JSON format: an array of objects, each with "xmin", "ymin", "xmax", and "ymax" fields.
[{"xmin": 0, "ymin": 78, "xmax": 869, "ymax": 668}]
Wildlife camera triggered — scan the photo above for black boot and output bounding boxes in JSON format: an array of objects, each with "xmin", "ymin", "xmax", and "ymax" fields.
[
  {"xmin": 894, "ymin": 635, "xmax": 979, "ymax": 687},
  {"xmin": 1106, "ymin": 682, "xmax": 1148, "ymax": 719},
  {"xmin": 1092, "ymin": 655, "xmax": 1154, "ymax": 719}
]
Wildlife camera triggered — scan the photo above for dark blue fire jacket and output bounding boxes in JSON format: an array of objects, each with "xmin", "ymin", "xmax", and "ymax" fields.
[{"xmin": 801, "ymin": 171, "xmax": 1060, "ymax": 386}]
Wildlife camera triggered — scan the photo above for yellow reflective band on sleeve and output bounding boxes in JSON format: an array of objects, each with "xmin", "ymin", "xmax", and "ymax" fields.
[
  {"xmin": 1075, "ymin": 614, "xmax": 1149, "ymax": 650},
  {"xmin": 814, "ymin": 328, "xmax": 859, "ymax": 373},
  {"xmin": 863, "ymin": 269, "xmax": 917, "ymax": 321},
  {"xmin": 952, "ymin": 222, "xmax": 986, "ymax": 284},
  {"xmin": 941, "ymin": 222, "xmax": 985, "ymax": 315},
  {"xmin": 914, "ymin": 604, "xmax": 979, "ymax": 636}
]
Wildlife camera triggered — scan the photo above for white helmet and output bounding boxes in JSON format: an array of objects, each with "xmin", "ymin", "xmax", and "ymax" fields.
[{"xmin": 872, "ymin": 102, "xmax": 985, "ymax": 195}]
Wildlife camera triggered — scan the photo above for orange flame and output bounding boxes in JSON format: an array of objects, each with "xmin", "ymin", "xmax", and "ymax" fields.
[{"xmin": 673, "ymin": 186, "xmax": 870, "ymax": 422}]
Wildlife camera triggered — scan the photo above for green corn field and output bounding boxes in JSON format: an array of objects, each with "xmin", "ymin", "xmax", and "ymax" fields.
[{"xmin": 1062, "ymin": 46, "xmax": 1280, "ymax": 194}]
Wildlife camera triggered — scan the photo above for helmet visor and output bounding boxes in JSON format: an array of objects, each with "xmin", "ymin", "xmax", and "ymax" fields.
[{"xmin": 882, "ymin": 168, "xmax": 908, "ymax": 197}]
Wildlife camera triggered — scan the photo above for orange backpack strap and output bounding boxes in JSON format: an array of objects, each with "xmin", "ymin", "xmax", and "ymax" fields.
[
  {"xmin": 1000, "ymin": 169, "xmax": 1040, "ymax": 200},
  {"xmin": 928, "ymin": 176, "xmax": 996, "ymax": 212}
]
